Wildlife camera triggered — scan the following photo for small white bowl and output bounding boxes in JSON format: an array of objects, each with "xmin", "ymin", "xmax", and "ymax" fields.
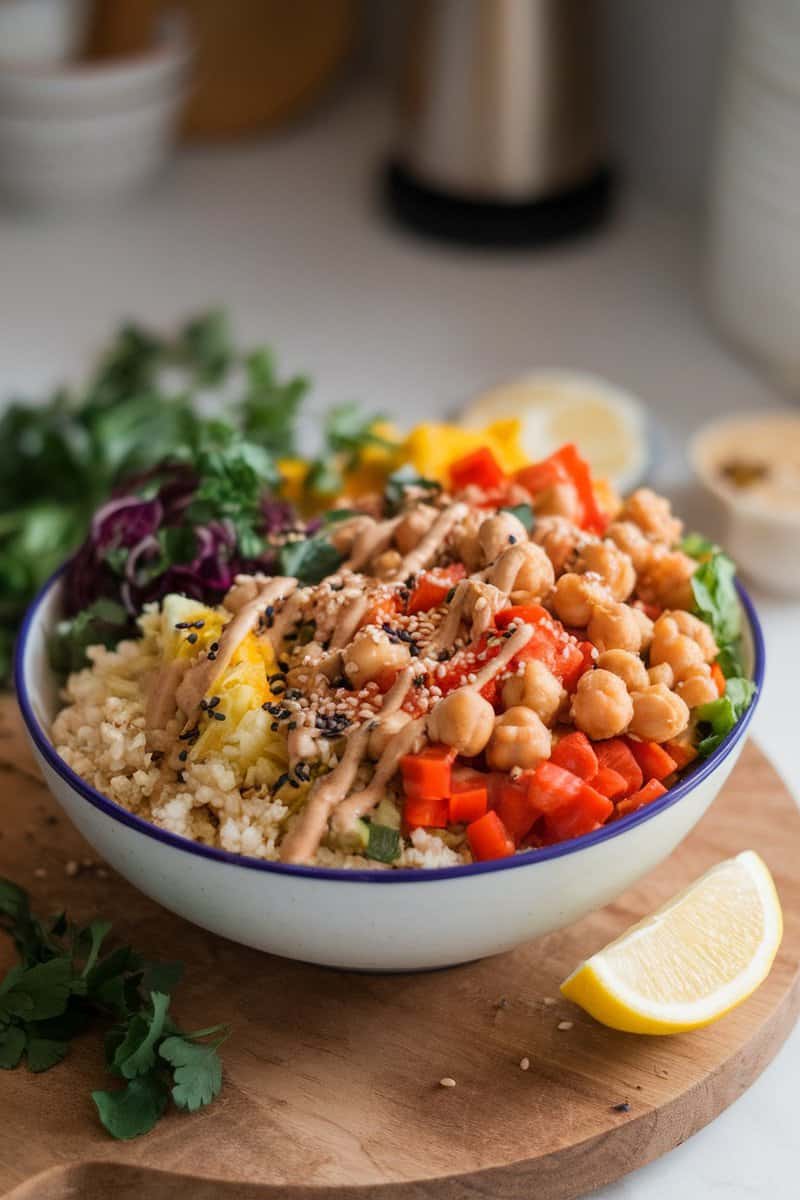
[
  {"xmin": 0, "ymin": 17, "xmax": 190, "ymax": 118},
  {"xmin": 0, "ymin": 88, "xmax": 186, "ymax": 211},
  {"xmin": 690, "ymin": 413, "xmax": 800, "ymax": 598},
  {"xmin": 15, "ymin": 573, "xmax": 764, "ymax": 973}
]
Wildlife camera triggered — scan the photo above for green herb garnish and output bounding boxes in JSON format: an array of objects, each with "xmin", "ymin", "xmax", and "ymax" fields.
[
  {"xmin": 0, "ymin": 877, "xmax": 228, "ymax": 1140},
  {"xmin": 694, "ymin": 678, "xmax": 756, "ymax": 757},
  {"xmin": 500, "ymin": 502, "xmax": 535, "ymax": 532},
  {"xmin": 384, "ymin": 466, "xmax": 440, "ymax": 515},
  {"xmin": 365, "ymin": 823, "xmax": 402, "ymax": 864},
  {"xmin": 47, "ymin": 599, "xmax": 129, "ymax": 676},
  {"xmin": 278, "ymin": 533, "xmax": 344, "ymax": 585}
]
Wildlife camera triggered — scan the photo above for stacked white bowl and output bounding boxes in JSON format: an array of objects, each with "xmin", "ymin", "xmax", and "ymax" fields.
[
  {"xmin": 0, "ymin": 10, "xmax": 191, "ymax": 211},
  {"xmin": 707, "ymin": 0, "xmax": 800, "ymax": 394}
]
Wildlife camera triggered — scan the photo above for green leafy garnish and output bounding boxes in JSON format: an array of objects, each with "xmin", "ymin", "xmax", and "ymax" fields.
[
  {"xmin": 278, "ymin": 533, "xmax": 344, "ymax": 585},
  {"xmin": 47, "ymin": 599, "xmax": 129, "ymax": 676},
  {"xmin": 0, "ymin": 877, "xmax": 229, "ymax": 1140},
  {"xmin": 680, "ymin": 532, "xmax": 718, "ymax": 560},
  {"xmin": 240, "ymin": 349, "xmax": 309, "ymax": 457},
  {"xmin": 365, "ymin": 823, "xmax": 401, "ymax": 864},
  {"xmin": 500, "ymin": 503, "xmax": 535, "ymax": 532},
  {"xmin": 384, "ymin": 466, "xmax": 440, "ymax": 515},
  {"xmin": 694, "ymin": 678, "xmax": 756, "ymax": 757},
  {"xmin": 324, "ymin": 403, "xmax": 395, "ymax": 456}
]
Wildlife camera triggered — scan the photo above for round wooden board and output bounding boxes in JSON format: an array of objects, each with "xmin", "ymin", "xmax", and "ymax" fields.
[{"xmin": 1, "ymin": 696, "xmax": 799, "ymax": 1200}]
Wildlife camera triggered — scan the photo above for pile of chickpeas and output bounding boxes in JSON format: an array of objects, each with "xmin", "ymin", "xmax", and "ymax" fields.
[{"xmin": 333, "ymin": 484, "xmax": 718, "ymax": 778}]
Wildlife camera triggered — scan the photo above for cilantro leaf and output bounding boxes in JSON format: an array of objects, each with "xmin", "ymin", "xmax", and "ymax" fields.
[
  {"xmin": 112, "ymin": 991, "xmax": 171, "ymax": 1079},
  {"xmin": 159, "ymin": 1031, "xmax": 227, "ymax": 1112},
  {"xmin": 240, "ymin": 350, "xmax": 309, "ymax": 456},
  {"xmin": 79, "ymin": 920, "xmax": 113, "ymax": 978},
  {"xmin": 141, "ymin": 960, "xmax": 184, "ymax": 996},
  {"xmin": 324, "ymin": 403, "xmax": 395, "ymax": 455},
  {"xmin": 0, "ymin": 1025, "xmax": 27, "ymax": 1070},
  {"xmin": 680, "ymin": 532, "xmax": 718, "ymax": 559},
  {"xmin": 177, "ymin": 311, "xmax": 234, "ymax": 386},
  {"xmin": 384, "ymin": 466, "xmax": 440, "ymax": 514},
  {"xmin": 48, "ymin": 600, "xmax": 129, "ymax": 677},
  {"xmin": 278, "ymin": 534, "xmax": 343, "ymax": 585},
  {"xmin": 92, "ymin": 1073, "xmax": 170, "ymax": 1140},
  {"xmin": 0, "ymin": 958, "xmax": 73, "ymax": 1021},
  {"xmin": 25, "ymin": 1035, "xmax": 69, "ymax": 1073}
]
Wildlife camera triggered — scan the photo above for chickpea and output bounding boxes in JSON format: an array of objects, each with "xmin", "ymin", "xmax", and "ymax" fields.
[
  {"xmin": 490, "ymin": 541, "xmax": 555, "ymax": 604},
  {"xmin": 587, "ymin": 601, "xmax": 646, "ymax": 654},
  {"xmin": 453, "ymin": 509, "xmax": 485, "ymax": 572},
  {"xmin": 571, "ymin": 669, "xmax": 633, "ymax": 740},
  {"xmin": 631, "ymin": 606, "xmax": 655, "ymax": 652},
  {"xmin": 648, "ymin": 662, "xmax": 674, "ymax": 688},
  {"xmin": 650, "ymin": 615, "xmax": 705, "ymax": 682},
  {"xmin": 532, "ymin": 516, "xmax": 584, "ymax": 576},
  {"xmin": 577, "ymin": 541, "xmax": 636, "ymax": 601},
  {"xmin": 621, "ymin": 488, "xmax": 683, "ymax": 545},
  {"xmin": 328, "ymin": 515, "xmax": 375, "ymax": 555},
  {"xmin": 486, "ymin": 706, "xmax": 552, "ymax": 771},
  {"xmin": 501, "ymin": 660, "xmax": 566, "ymax": 726},
  {"xmin": 606, "ymin": 520, "xmax": 657, "ymax": 573},
  {"xmin": 371, "ymin": 549, "xmax": 403, "ymax": 580},
  {"xmin": 629, "ymin": 684, "xmax": 690, "ymax": 741},
  {"xmin": 676, "ymin": 668, "xmax": 719, "ymax": 709},
  {"xmin": 427, "ymin": 689, "xmax": 496, "ymax": 757},
  {"xmin": 637, "ymin": 551, "xmax": 696, "ymax": 611},
  {"xmin": 668, "ymin": 610, "xmax": 718, "ymax": 662},
  {"xmin": 368, "ymin": 710, "xmax": 412, "ymax": 760},
  {"xmin": 596, "ymin": 649, "xmax": 649, "ymax": 693},
  {"xmin": 478, "ymin": 512, "xmax": 528, "ymax": 565},
  {"xmin": 394, "ymin": 505, "xmax": 437, "ymax": 556},
  {"xmin": 533, "ymin": 481, "xmax": 582, "ymax": 523},
  {"xmin": 551, "ymin": 572, "xmax": 611, "ymax": 627},
  {"xmin": 342, "ymin": 629, "xmax": 411, "ymax": 690}
]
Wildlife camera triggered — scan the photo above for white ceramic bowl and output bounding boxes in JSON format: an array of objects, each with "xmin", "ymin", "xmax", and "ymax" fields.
[
  {"xmin": 690, "ymin": 413, "xmax": 800, "ymax": 598},
  {"xmin": 0, "ymin": 89, "xmax": 186, "ymax": 211},
  {"xmin": 15, "ymin": 573, "xmax": 764, "ymax": 972},
  {"xmin": 0, "ymin": 17, "xmax": 190, "ymax": 118}
]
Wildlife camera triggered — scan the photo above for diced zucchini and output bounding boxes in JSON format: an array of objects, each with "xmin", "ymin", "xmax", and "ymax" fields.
[{"xmin": 366, "ymin": 823, "xmax": 401, "ymax": 864}]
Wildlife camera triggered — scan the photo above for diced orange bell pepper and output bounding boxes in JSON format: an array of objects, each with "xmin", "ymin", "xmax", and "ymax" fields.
[
  {"xmin": 467, "ymin": 810, "xmax": 516, "ymax": 861},
  {"xmin": 450, "ymin": 446, "xmax": 506, "ymax": 492},
  {"xmin": 624, "ymin": 738, "xmax": 678, "ymax": 782},
  {"xmin": 526, "ymin": 762, "xmax": 586, "ymax": 815},
  {"xmin": 448, "ymin": 767, "xmax": 489, "ymax": 824},
  {"xmin": 543, "ymin": 783, "xmax": 613, "ymax": 842},
  {"xmin": 663, "ymin": 738, "xmax": 698, "ymax": 771},
  {"xmin": 592, "ymin": 765, "xmax": 628, "ymax": 801},
  {"xmin": 615, "ymin": 778, "xmax": 668, "ymax": 819},
  {"xmin": 711, "ymin": 661, "xmax": 727, "ymax": 697},
  {"xmin": 495, "ymin": 775, "xmax": 539, "ymax": 845},
  {"xmin": 404, "ymin": 794, "xmax": 449, "ymax": 829},
  {"xmin": 593, "ymin": 738, "xmax": 643, "ymax": 795},
  {"xmin": 406, "ymin": 564, "xmax": 466, "ymax": 615},
  {"xmin": 550, "ymin": 731, "xmax": 598, "ymax": 781},
  {"xmin": 400, "ymin": 744, "xmax": 456, "ymax": 801}
]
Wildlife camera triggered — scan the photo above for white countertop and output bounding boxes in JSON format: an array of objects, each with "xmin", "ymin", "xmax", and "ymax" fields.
[{"xmin": 1, "ymin": 87, "xmax": 797, "ymax": 1198}]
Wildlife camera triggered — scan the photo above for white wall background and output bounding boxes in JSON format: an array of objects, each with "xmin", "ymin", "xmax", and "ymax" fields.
[{"xmin": 364, "ymin": 0, "xmax": 733, "ymax": 216}]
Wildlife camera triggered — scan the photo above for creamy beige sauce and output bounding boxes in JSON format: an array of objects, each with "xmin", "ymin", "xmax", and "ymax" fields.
[
  {"xmin": 173, "ymin": 576, "xmax": 297, "ymax": 724},
  {"xmin": 470, "ymin": 621, "xmax": 534, "ymax": 691},
  {"xmin": 145, "ymin": 658, "xmax": 188, "ymax": 732},
  {"xmin": 487, "ymin": 542, "xmax": 530, "ymax": 594},
  {"xmin": 700, "ymin": 416, "xmax": 800, "ymax": 514},
  {"xmin": 279, "ymin": 667, "xmax": 414, "ymax": 863},
  {"xmin": 427, "ymin": 579, "xmax": 506, "ymax": 653},
  {"xmin": 343, "ymin": 516, "xmax": 402, "ymax": 572},
  {"xmin": 331, "ymin": 715, "xmax": 426, "ymax": 836},
  {"xmin": 329, "ymin": 592, "xmax": 368, "ymax": 651},
  {"xmin": 390, "ymin": 502, "xmax": 468, "ymax": 580}
]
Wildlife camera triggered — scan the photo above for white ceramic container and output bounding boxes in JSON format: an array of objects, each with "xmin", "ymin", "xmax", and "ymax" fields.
[{"xmin": 15, "ymin": 574, "xmax": 764, "ymax": 972}]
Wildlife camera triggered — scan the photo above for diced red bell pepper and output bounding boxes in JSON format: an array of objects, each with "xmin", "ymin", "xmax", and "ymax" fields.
[
  {"xmin": 593, "ymin": 738, "xmax": 643, "ymax": 795},
  {"xmin": 561, "ymin": 640, "xmax": 596, "ymax": 693},
  {"xmin": 374, "ymin": 667, "xmax": 400, "ymax": 694},
  {"xmin": 494, "ymin": 604, "xmax": 551, "ymax": 629},
  {"xmin": 360, "ymin": 592, "xmax": 403, "ymax": 630},
  {"xmin": 624, "ymin": 738, "xmax": 678, "ymax": 782},
  {"xmin": 448, "ymin": 767, "xmax": 489, "ymax": 824},
  {"xmin": 711, "ymin": 661, "xmax": 726, "ymax": 697},
  {"xmin": 495, "ymin": 775, "xmax": 539, "ymax": 845},
  {"xmin": 592, "ymin": 765, "xmax": 628, "ymax": 801},
  {"xmin": 467, "ymin": 810, "xmax": 516, "ymax": 861},
  {"xmin": 664, "ymin": 738, "xmax": 698, "ymax": 771},
  {"xmin": 406, "ymin": 563, "xmax": 466, "ymax": 616},
  {"xmin": 404, "ymin": 794, "xmax": 449, "ymax": 829},
  {"xmin": 615, "ymin": 778, "xmax": 668, "ymax": 819},
  {"xmin": 543, "ymin": 783, "xmax": 613, "ymax": 842},
  {"xmin": 516, "ymin": 443, "xmax": 607, "ymax": 535},
  {"xmin": 400, "ymin": 744, "xmax": 456, "ymax": 801},
  {"xmin": 550, "ymin": 731, "xmax": 598, "ymax": 781},
  {"xmin": 526, "ymin": 761, "xmax": 586, "ymax": 815},
  {"xmin": 450, "ymin": 446, "xmax": 506, "ymax": 493}
]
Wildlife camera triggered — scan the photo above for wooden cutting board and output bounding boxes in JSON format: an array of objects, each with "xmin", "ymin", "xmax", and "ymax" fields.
[{"xmin": 1, "ymin": 695, "xmax": 799, "ymax": 1200}]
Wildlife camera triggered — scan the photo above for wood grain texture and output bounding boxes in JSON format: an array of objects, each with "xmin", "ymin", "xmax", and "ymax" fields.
[{"xmin": 1, "ymin": 696, "xmax": 798, "ymax": 1200}]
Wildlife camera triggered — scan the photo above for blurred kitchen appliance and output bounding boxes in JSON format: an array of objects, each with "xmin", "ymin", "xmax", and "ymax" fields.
[{"xmin": 385, "ymin": 0, "xmax": 611, "ymax": 247}]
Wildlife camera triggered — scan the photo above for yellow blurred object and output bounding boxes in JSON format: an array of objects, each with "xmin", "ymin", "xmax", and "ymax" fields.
[
  {"xmin": 402, "ymin": 419, "xmax": 528, "ymax": 484},
  {"xmin": 86, "ymin": 0, "xmax": 357, "ymax": 138},
  {"xmin": 560, "ymin": 851, "xmax": 783, "ymax": 1034}
]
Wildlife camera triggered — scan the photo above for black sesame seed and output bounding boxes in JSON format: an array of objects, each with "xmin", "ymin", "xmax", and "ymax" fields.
[
  {"xmin": 271, "ymin": 722, "xmax": 279, "ymax": 732},
  {"xmin": 212, "ymin": 711, "xmax": 226, "ymax": 722},
  {"xmin": 409, "ymin": 645, "xmax": 420, "ymax": 657},
  {"xmin": 178, "ymin": 750, "xmax": 188, "ymax": 762},
  {"xmin": 268, "ymin": 673, "xmax": 285, "ymax": 684},
  {"xmin": 208, "ymin": 696, "xmax": 220, "ymax": 709},
  {"xmin": 199, "ymin": 699, "xmax": 209, "ymax": 711},
  {"xmin": 193, "ymin": 620, "xmax": 205, "ymax": 628},
  {"xmin": 178, "ymin": 728, "xmax": 197, "ymax": 741},
  {"xmin": 278, "ymin": 660, "xmax": 289, "ymax": 672},
  {"xmin": 187, "ymin": 632, "xmax": 198, "ymax": 645},
  {"xmin": 174, "ymin": 621, "xmax": 190, "ymax": 630},
  {"xmin": 285, "ymin": 688, "xmax": 302, "ymax": 700},
  {"xmin": 275, "ymin": 773, "xmax": 289, "ymax": 790},
  {"xmin": 508, "ymin": 534, "xmax": 517, "ymax": 544},
  {"xmin": 612, "ymin": 1102, "xmax": 630, "ymax": 1113},
  {"xmin": 437, "ymin": 650, "xmax": 451, "ymax": 662},
  {"xmin": 288, "ymin": 778, "xmax": 301, "ymax": 789},
  {"xmin": 445, "ymin": 587, "xmax": 456, "ymax": 603},
  {"xmin": 210, "ymin": 642, "xmax": 220, "ymax": 651},
  {"xmin": 288, "ymin": 720, "xmax": 297, "ymax": 730},
  {"xmin": 413, "ymin": 674, "xmax": 426, "ymax": 687},
  {"xmin": 207, "ymin": 653, "xmax": 217, "ymax": 662}
]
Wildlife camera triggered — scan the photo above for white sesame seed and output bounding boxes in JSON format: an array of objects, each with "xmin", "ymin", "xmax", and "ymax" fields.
[
  {"xmin": 557, "ymin": 1021, "xmax": 573, "ymax": 1031},
  {"xmin": 519, "ymin": 1057, "xmax": 530, "ymax": 1071},
  {"xmin": 33, "ymin": 867, "xmax": 47, "ymax": 879},
  {"xmin": 65, "ymin": 860, "xmax": 79, "ymax": 878},
  {"xmin": 439, "ymin": 1076, "xmax": 457, "ymax": 1088},
  {"xmin": 543, "ymin": 996, "xmax": 557, "ymax": 1006}
]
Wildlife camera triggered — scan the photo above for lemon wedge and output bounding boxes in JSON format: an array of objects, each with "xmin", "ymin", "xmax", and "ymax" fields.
[
  {"xmin": 460, "ymin": 370, "xmax": 648, "ymax": 492},
  {"xmin": 560, "ymin": 851, "xmax": 783, "ymax": 1034}
]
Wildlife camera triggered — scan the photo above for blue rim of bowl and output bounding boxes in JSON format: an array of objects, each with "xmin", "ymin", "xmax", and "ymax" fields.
[{"xmin": 15, "ymin": 567, "xmax": 765, "ymax": 885}]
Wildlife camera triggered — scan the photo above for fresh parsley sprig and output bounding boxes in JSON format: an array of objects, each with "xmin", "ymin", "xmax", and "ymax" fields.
[{"xmin": 0, "ymin": 877, "xmax": 229, "ymax": 1140}]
